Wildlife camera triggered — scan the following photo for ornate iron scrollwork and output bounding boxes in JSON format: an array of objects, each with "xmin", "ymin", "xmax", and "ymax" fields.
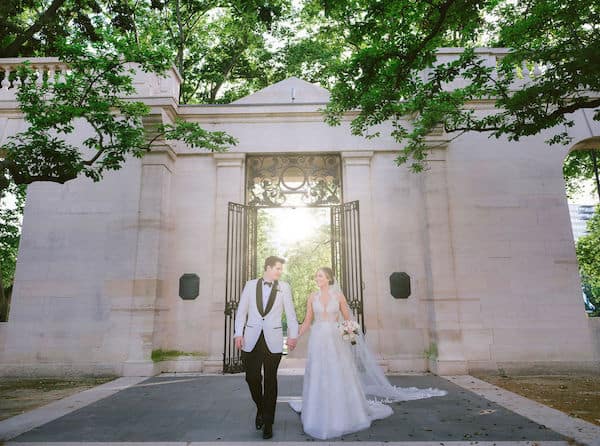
[{"xmin": 246, "ymin": 154, "xmax": 342, "ymax": 207}]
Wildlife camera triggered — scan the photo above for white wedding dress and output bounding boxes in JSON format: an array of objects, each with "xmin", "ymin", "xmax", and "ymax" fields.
[{"xmin": 288, "ymin": 289, "xmax": 447, "ymax": 440}]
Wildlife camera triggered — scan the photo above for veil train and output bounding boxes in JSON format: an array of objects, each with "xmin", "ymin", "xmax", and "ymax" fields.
[{"xmin": 329, "ymin": 278, "xmax": 448, "ymax": 404}]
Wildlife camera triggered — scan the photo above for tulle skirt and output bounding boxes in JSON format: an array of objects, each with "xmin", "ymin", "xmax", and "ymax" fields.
[{"xmin": 289, "ymin": 321, "xmax": 393, "ymax": 439}]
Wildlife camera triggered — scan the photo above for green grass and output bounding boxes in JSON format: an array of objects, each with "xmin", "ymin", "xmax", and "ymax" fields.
[{"xmin": 151, "ymin": 349, "xmax": 207, "ymax": 362}]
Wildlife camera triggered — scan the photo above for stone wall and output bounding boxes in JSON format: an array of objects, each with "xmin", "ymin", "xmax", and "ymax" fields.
[{"xmin": 1, "ymin": 54, "xmax": 598, "ymax": 377}]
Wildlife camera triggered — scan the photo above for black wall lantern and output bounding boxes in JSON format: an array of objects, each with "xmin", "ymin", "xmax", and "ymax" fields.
[
  {"xmin": 390, "ymin": 272, "xmax": 411, "ymax": 299},
  {"xmin": 179, "ymin": 273, "xmax": 199, "ymax": 300}
]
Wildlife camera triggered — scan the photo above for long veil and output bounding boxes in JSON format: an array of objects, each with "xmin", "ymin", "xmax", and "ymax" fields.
[{"xmin": 330, "ymin": 278, "xmax": 448, "ymax": 402}]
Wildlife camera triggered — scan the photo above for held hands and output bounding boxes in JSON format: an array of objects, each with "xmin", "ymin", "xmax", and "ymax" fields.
[
  {"xmin": 287, "ymin": 337, "xmax": 297, "ymax": 351},
  {"xmin": 234, "ymin": 336, "xmax": 244, "ymax": 350}
]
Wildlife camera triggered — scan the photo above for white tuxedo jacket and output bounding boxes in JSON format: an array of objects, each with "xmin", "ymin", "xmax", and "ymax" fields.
[{"xmin": 234, "ymin": 278, "xmax": 299, "ymax": 353}]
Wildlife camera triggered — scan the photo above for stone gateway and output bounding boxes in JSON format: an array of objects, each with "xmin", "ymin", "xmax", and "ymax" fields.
[{"xmin": 0, "ymin": 49, "xmax": 599, "ymax": 377}]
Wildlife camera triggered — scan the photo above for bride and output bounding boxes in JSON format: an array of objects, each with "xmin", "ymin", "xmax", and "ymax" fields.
[{"xmin": 288, "ymin": 266, "xmax": 447, "ymax": 440}]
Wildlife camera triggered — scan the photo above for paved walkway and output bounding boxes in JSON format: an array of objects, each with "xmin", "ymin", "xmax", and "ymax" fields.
[{"xmin": 0, "ymin": 373, "xmax": 598, "ymax": 445}]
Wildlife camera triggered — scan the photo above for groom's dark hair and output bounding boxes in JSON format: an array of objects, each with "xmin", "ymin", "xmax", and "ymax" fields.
[{"xmin": 264, "ymin": 256, "xmax": 285, "ymax": 270}]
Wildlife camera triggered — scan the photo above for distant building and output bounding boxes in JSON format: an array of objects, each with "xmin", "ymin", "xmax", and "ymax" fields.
[{"xmin": 569, "ymin": 203, "xmax": 597, "ymax": 242}]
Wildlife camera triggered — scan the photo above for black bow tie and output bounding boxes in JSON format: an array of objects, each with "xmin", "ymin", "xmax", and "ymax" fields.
[{"xmin": 263, "ymin": 281, "xmax": 272, "ymax": 287}]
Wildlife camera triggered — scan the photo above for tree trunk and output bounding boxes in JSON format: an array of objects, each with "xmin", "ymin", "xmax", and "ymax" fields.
[
  {"xmin": 591, "ymin": 149, "xmax": 600, "ymax": 203},
  {"xmin": 175, "ymin": 0, "xmax": 186, "ymax": 104}
]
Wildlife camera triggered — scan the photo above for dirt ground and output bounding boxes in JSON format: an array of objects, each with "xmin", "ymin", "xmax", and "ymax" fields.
[
  {"xmin": 473, "ymin": 374, "xmax": 600, "ymax": 426},
  {"xmin": 0, "ymin": 376, "xmax": 118, "ymax": 421}
]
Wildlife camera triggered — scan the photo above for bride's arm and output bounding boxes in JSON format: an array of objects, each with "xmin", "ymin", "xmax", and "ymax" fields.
[
  {"xmin": 338, "ymin": 292, "xmax": 352, "ymax": 321},
  {"xmin": 298, "ymin": 294, "xmax": 314, "ymax": 337}
]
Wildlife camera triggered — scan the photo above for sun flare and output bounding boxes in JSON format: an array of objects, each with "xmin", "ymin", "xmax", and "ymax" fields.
[{"xmin": 261, "ymin": 207, "xmax": 329, "ymax": 254}]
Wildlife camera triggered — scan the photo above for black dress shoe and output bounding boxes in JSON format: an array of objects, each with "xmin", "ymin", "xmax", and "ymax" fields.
[
  {"xmin": 255, "ymin": 411, "xmax": 263, "ymax": 430},
  {"xmin": 262, "ymin": 423, "xmax": 273, "ymax": 439}
]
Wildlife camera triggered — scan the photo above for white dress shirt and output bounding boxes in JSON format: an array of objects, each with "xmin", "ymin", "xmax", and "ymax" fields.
[{"xmin": 262, "ymin": 279, "xmax": 274, "ymax": 311}]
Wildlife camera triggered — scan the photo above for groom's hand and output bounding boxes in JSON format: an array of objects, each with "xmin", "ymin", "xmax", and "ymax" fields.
[
  {"xmin": 287, "ymin": 338, "xmax": 297, "ymax": 351},
  {"xmin": 234, "ymin": 336, "xmax": 244, "ymax": 350}
]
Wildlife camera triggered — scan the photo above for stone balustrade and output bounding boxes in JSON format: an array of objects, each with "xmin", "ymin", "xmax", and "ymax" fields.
[
  {"xmin": 0, "ymin": 49, "xmax": 593, "ymax": 106},
  {"xmin": 434, "ymin": 47, "xmax": 548, "ymax": 91},
  {"xmin": 0, "ymin": 57, "xmax": 68, "ymax": 97},
  {"xmin": 0, "ymin": 57, "xmax": 182, "ymax": 102}
]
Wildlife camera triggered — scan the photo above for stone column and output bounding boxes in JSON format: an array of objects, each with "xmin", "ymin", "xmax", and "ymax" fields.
[
  {"xmin": 340, "ymin": 151, "xmax": 383, "ymax": 353},
  {"xmin": 122, "ymin": 141, "xmax": 176, "ymax": 376},
  {"xmin": 418, "ymin": 146, "xmax": 467, "ymax": 375},
  {"xmin": 119, "ymin": 64, "xmax": 180, "ymax": 376},
  {"xmin": 205, "ymin": 153, "xmax": 246, "ymax": 372}
]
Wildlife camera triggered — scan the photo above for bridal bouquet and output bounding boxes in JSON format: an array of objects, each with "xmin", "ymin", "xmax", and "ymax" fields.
[{"xmin": 338, "ymin": 320, "xmax": 360, "ymax": 345}]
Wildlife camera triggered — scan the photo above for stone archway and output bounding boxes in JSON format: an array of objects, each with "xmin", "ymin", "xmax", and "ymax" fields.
[{"xmin": 222, "ymin": 153, "xmax": 366, "ymax": 373}]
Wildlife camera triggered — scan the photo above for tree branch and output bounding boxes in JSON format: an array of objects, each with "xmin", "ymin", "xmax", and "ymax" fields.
[
  {"xmin": 445, "ymin": 97, "xmax": 600, "ymax": 134},
  {"xmin": 210, "ymin": 50, "xmax": 243, "ymax": 102},
  {"xmin": 393, "ymin": 0, "xmax": 458, "ymax": 88},
  {"xmin": 544, "ymin": 98, "xmax": 600, "ymax": 122},
  {"xmin": 82, "ymin": 121, "xmax": 107, "ymax": 165},
  {"xmin": 4, "ymin": 160, "xmax": 77, "ymax": 185},
  {"xmin": 0, "ymin": 0, "xmax": 68, "ymax": 57}
]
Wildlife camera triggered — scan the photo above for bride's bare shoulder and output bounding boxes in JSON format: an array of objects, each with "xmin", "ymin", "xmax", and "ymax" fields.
[{"xmin": 335, "ymin": 290, "xmax": 348, "ymax": 302}]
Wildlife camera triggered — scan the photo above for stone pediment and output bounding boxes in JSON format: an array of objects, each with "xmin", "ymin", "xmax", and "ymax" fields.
[{"xmin": 231, "ymin": 77, "xmax": 330, "ymax": 104}]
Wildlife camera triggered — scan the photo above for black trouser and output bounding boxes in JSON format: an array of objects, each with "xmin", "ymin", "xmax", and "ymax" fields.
[{"xmin": 242, "ymin": 330, "xmax": 282, "ymax": 426}]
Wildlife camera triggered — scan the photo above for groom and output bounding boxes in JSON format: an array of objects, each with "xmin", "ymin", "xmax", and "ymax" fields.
[{"xmin": 234, "ymin": 256, "xmax": 299, "ymax": 439}]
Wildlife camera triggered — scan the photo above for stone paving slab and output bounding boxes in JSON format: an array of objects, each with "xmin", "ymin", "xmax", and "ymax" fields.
[{"xmin": 2, "ymin": 375, "xmax": 573, "ymax": 443}]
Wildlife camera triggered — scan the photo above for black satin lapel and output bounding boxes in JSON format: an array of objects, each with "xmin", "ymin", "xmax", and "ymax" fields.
[
  {"xmin": 256, "ymin": 279, "xmax": 265, "ymax": 316},
  {"xmin": 263, "ymin": 280, "xmax": 279, "ymax": 315}
]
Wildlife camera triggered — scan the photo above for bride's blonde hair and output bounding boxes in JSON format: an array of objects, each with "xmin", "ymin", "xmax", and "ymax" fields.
[{"xmin": 317, "ymin": 267, "xmax": 335, "ymax": 285}]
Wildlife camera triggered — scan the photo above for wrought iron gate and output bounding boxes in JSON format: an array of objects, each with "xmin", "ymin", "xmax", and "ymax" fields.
[
  {"xmin": 223, "ymin": 197, "xmax": 365, "ymax": 372},
  {"xmin": 331, "ymin": 201, "xmax": 365, "ymax": 333},
  {"xmin": 223, "ymin": 202, "xmax": 257, "ymax": 373}
]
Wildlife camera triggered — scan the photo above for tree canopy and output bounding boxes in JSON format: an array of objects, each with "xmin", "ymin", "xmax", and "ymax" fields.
[
  {"xmin": 4, "ymin": 1, "xmax": 599, "ymax": 169},
  {"xmin": 306, "ymin": 0, "xmax": 600, "ymax": 171}
]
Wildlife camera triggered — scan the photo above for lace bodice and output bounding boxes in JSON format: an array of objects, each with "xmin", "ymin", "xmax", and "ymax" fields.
[{"xmin": 312, "ymin": 290, "xmax": 340, "ymax": 323}]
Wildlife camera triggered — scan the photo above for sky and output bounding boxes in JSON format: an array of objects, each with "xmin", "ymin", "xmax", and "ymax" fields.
[{"xmin": 571, "ymin": 179, "xmax": 600, "ymax": 205}]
